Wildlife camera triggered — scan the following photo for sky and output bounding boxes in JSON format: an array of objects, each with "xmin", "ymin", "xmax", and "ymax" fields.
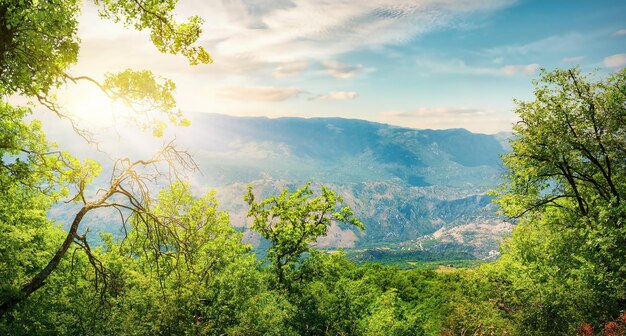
[{"xmin": 62, "ymin": 0, "xmax": 626, "ymax": 134}]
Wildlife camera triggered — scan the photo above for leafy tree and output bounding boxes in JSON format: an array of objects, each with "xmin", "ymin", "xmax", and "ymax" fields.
[
  {"xmin": 491, "ymin": 67, "xmax": 626, "ymax": 333},
  {"xmin": 245, "ymin": 183, "xmax": 363, "ymax": 286},
  {"xmin": 296, "ymin": 253, "xmax": 378, "ymax": 335},
  {"xmin": 439, "ymin": 267, "xmax": 516, "ymax": 336},
  {"xmin": 93, "ymin": 182, "xmax": 250, "ymax": 335},
  {"xmin": 225, "ymin": 291, "xmax": 297, "ymax": 336},
  {"xmin": 361, "ymin": 288, "xmax": 425, "ymax": 336},
  {"xmin": 0, "ymin": 101, "xmax": 93, "ymax": 317},
  {"xmin": 200, "ymin": 255, "xmax": 288, "ymax": 335},
  {"xmin": 0, "ymin": 0, "xmax": 211, "ymax": 316},
  {"xmin": 498, "ymin": 68, "xmax": 625, "ymax": 217},
  {"xmin": 1, "ymin": 0, "xmax": 210, "ymax": 97}
]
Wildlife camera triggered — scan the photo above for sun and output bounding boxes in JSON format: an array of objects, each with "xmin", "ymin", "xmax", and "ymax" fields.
[
  {"xmin": 58, "ymin": 82, "xmax": 164, "ymax": 156},
  {"xmin": 63, "ymin": 83, "xmax": 135, "ymax": 129}
]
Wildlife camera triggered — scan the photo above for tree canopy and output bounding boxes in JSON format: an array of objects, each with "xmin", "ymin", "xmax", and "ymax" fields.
[
  {"xmin": 1, "ymin": 0, "xmax": 625, "ymax": 334},
  {"xmin": 495, "ymin": 68, "xmax": 626, "ymax": 333},
  {"xmin": 446, "ymin": 68, "xmax": 626, "ymax": 334},
  {"xmin": 245, "ymin": 183, "xmax": 364, "ymax": 286},
  {"xmin": 0, "ymin": 0, "xmax": 210, "ymax": 316}
]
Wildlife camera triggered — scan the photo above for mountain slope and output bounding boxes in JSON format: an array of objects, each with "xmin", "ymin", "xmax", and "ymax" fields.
[
  {"xmin": 49, "ymin": 113, "xmax": 512, "ymax": 259},
  {"xmin": 175, "ymin": 114, "xmax": 511, "ymax": 257}
]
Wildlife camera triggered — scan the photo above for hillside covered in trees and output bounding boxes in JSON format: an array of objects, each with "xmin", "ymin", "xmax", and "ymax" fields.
[
  {"xmin": 1, "ymin": 1, "xmax": 625, "ymax": 335},
  {"xmin": 49, "ymin": 113, "xmax": 510, "ymax": 260}
]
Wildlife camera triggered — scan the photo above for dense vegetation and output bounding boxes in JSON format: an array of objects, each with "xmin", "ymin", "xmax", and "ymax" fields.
[{"xmin": 1, "ymin": 1, "xmax": 625, "ymax": 335}]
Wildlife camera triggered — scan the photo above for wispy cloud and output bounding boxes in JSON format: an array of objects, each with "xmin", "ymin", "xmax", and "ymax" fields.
[
  {"xmin": 499, "ymin": 64, "xmax": 540, "ymax": 75},
  {"xmin": 378, "ymin": 106, "xmax": 509, "ymax": 133},
  {"xmin": 383, "ymin": 107, "xmax": 493, "ymax": 118},
  {"xmin": 321, "ymin": 60, "xmax": 364, "ymax": 79},
  {"xmin": 613, "ymin": 29, "xmax": 626, "ymax": 36},
  {"xmin": 311, "ymin": 91, "xmax": 359, "ymax": 101},
  {"xmin": 217, "ymin": 86, "xmax": 302, "ymax": 102},
  {"xmin": 272, "ymin": 61, "xmax": 309, "ymax": 78},
  {"xmin": 197, "ymin": 0, "xmax": 517, "ymax": 63},
  {"xmin": 561, "ymin": 56, "xmax": 584, "ymax": 63},
  {"xmin": 604, "ymin": 53, "xmax": 626, "ymax": 68},
  {"xmin": 75, "ymin": 0, "xmax": 522, "ymax": 76},
  {"xmin": 484, "ymin": 33, "xmax": 585, "ymax": 56},
  {"xmin": 415, "ymin": 57, "xmax": 539, "ymax": 76}
]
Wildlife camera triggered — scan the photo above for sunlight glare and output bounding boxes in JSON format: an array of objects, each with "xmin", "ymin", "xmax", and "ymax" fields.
[
  {"xmin": 58, "ymin": 83, "xmax": 166, "ymax": 158},
  {"xmin": 63, "ymin": 84, "xmax": 135, "ymax": 130}
]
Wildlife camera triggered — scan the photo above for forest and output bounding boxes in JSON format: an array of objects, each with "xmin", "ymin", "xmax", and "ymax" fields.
[{"xmin": 1, "ymin": 1, "xmax": 625, "ymax": 335}]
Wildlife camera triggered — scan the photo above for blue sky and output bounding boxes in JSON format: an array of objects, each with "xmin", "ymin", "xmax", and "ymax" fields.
[{"xmin": 66, "ymin": 0, "xmax": 626, "ymax": 134}]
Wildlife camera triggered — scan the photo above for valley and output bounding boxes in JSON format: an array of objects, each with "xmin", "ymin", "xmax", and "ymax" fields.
[{"xmin": 158, "ymin": 114, "xmax": 512, "ymax": 259}]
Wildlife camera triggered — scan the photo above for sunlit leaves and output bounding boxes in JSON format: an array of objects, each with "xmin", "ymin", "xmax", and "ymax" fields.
[
  {"xmin": 0, "ymin": 101, "xmax": 98, "ymax": 202},
  {"xmin": 0, "ymin": 0, "xmax": 214, "ymax": 318},
  {"xmin": 130, "ymin": 181, "xmax": 249, "ymax": 276},
  {"xmin": 496, "ymin": 68, "xmax": 626, "ymax": 218},
  {"xmin": 489, "ymin": 68, "xmax": 626, "ymax": 333},
  {"xmin": 93, "ymin": 182, "xmax": 251, "ymax": 334},
  {"xmin": 101, "ymin": 69, "xmax": 189, "ymax": 137},
  {"xmin": 0, "ymin": 0, "xmax": 80, "ymax": 96},
  {"xmin": 245, "ymin": 183, "xmax": 363, "ymax": 285},
  {"xmin": 96, "ymin": 0, "xmax": 212, "ymax": 65},
  {"xmin": 2, "ymin": 0, "xmax": 206, "ymax": 137}
]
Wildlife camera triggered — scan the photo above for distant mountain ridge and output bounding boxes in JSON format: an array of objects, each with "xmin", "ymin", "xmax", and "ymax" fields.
[
  {"xmin": 174, "ymin": 113, "xmax": 513, "ymax": 258},
  {"xmin": 52, "ymin": 113, "xmax": 513, "ymax": 259},
  {"xmin": 182, "ymin": 113, "xmax": 507, "ymax": 185}
]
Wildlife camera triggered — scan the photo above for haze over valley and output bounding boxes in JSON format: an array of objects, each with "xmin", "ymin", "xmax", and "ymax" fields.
[{"xmin": 49, "ymin": 113, "xmax": 511, "ymax": 261}]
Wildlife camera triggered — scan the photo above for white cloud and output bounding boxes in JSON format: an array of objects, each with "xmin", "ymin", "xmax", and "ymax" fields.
[
  {"xmin": 613, "ymin": 29, "xmax": 626, "ymax": 36},
  {"xmin": 189, "ymin": 0, "xmax": 518, "ymax": 63},
  {"xmin": 61, "ymin": 0, "xmax": 521, "ymax": 132},
  {"xmin": 604, "ymin": 54, "xmax": 626, "ymax": 68},
  {"xmin": 312, "ymin": 91, "xmax": 359, "ymax": 100},
  {"xmin": 217, "ymin": 86, "xmax": 302, "ymax": 101},
  {"xmin": 378, "ymin": 107, "xmax": 510, "ymax": 133},
  {"xmin": 561, "ymin": 56, "xmax": 584, "ymax": 63},
  {"xmin": 383, "ymin": 107, "xmax": 493, "ymax": 118},
  {"xmin": 499, "ymin": 63, "xmax": 540, "ymax": 76},
  {"xmin": 272, "ymin": 61, "xmax": 308, "ymax": 77},
  {"xmin": 321, "ymin": 60, "xmax": 364, "ymax": 79}
]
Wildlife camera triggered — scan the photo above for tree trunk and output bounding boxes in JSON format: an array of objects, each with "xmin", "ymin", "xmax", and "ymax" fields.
[{"xmin": 0, "ymin": 205, "xmax": 91, "ymax": 317}]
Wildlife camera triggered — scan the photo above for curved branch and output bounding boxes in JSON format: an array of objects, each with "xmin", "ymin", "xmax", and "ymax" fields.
[{"xmin": 0, "ymin": 144, "xmax": 196, "ymax": 316}]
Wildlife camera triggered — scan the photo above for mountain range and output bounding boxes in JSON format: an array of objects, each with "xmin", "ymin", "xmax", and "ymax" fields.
[
  {"xmin": 178, "ymin": 114, "xmax": 513, "ymax": 259},
  {"xmin": 51, "ymin": 113, "xmax": 513, "ymax": 260}
]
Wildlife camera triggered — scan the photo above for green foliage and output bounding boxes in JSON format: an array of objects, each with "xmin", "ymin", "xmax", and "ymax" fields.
[
  {"xmin": 6, "ymin": 0, "xmax": 624, "ymax": 333},
  {"xmin": 346, "ymin": 247, "xmax": 478, "ymax": 269},
  {"xmin": 361, "ymin": 289, "xmax": 425, "ymax": 336},
  {"xmin": 0, "ymin": 101, "xmax": 100, "ymax": 314},
  {"xmin": 497, "ymin": 68, "xmax": 625, "ymax": 217},
  {"xmin": 245, "ymin": 183, "xmax": 363, "ymax": 285},
  {"xmin": 465, "ymin": 67, "xmax": 626, "ymax": 334},
  {"xmin": 289, "ymin": 251, "xmax": 449, "ymax": 336},
  {"xmin": 1, "ymin": 175, "xmax": 477, "ymax": 335},
  {"xmin": 0, "ymin": 0, "xmax": 80, "ymax": 96},
  {"xmin": 97, "ymin": 183, "xmax": 250, "ymax": 335},
  {"xmin": 97, "ymin": 0, "xmax": 212, "ymax": 65},
  {"xmin": 1, "ymin": 0, "xmax": 209, "ymax": 97},
  {"xmin": 0, "ymin": 0, "xmax": 209, "ymax": 321},
  {"xmin": 101, "ymin": 69, "xmax": 189, "ymax": 137},
  {"xmin": 226, "ymin": 291, "xmax": 297, "ymax": 336},
  {"xmin": 439, "ymin": 266, "xmax": 516, "ymax": 335}
]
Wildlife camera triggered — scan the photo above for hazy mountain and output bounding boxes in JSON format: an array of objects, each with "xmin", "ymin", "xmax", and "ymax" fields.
[
  {"xmin": 51, "ymin": 113, "xmax": 512, "ymax": 259},
  {"xmin": 174, "ymin": 114, "xmax": 512, "ymax": 258}
]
